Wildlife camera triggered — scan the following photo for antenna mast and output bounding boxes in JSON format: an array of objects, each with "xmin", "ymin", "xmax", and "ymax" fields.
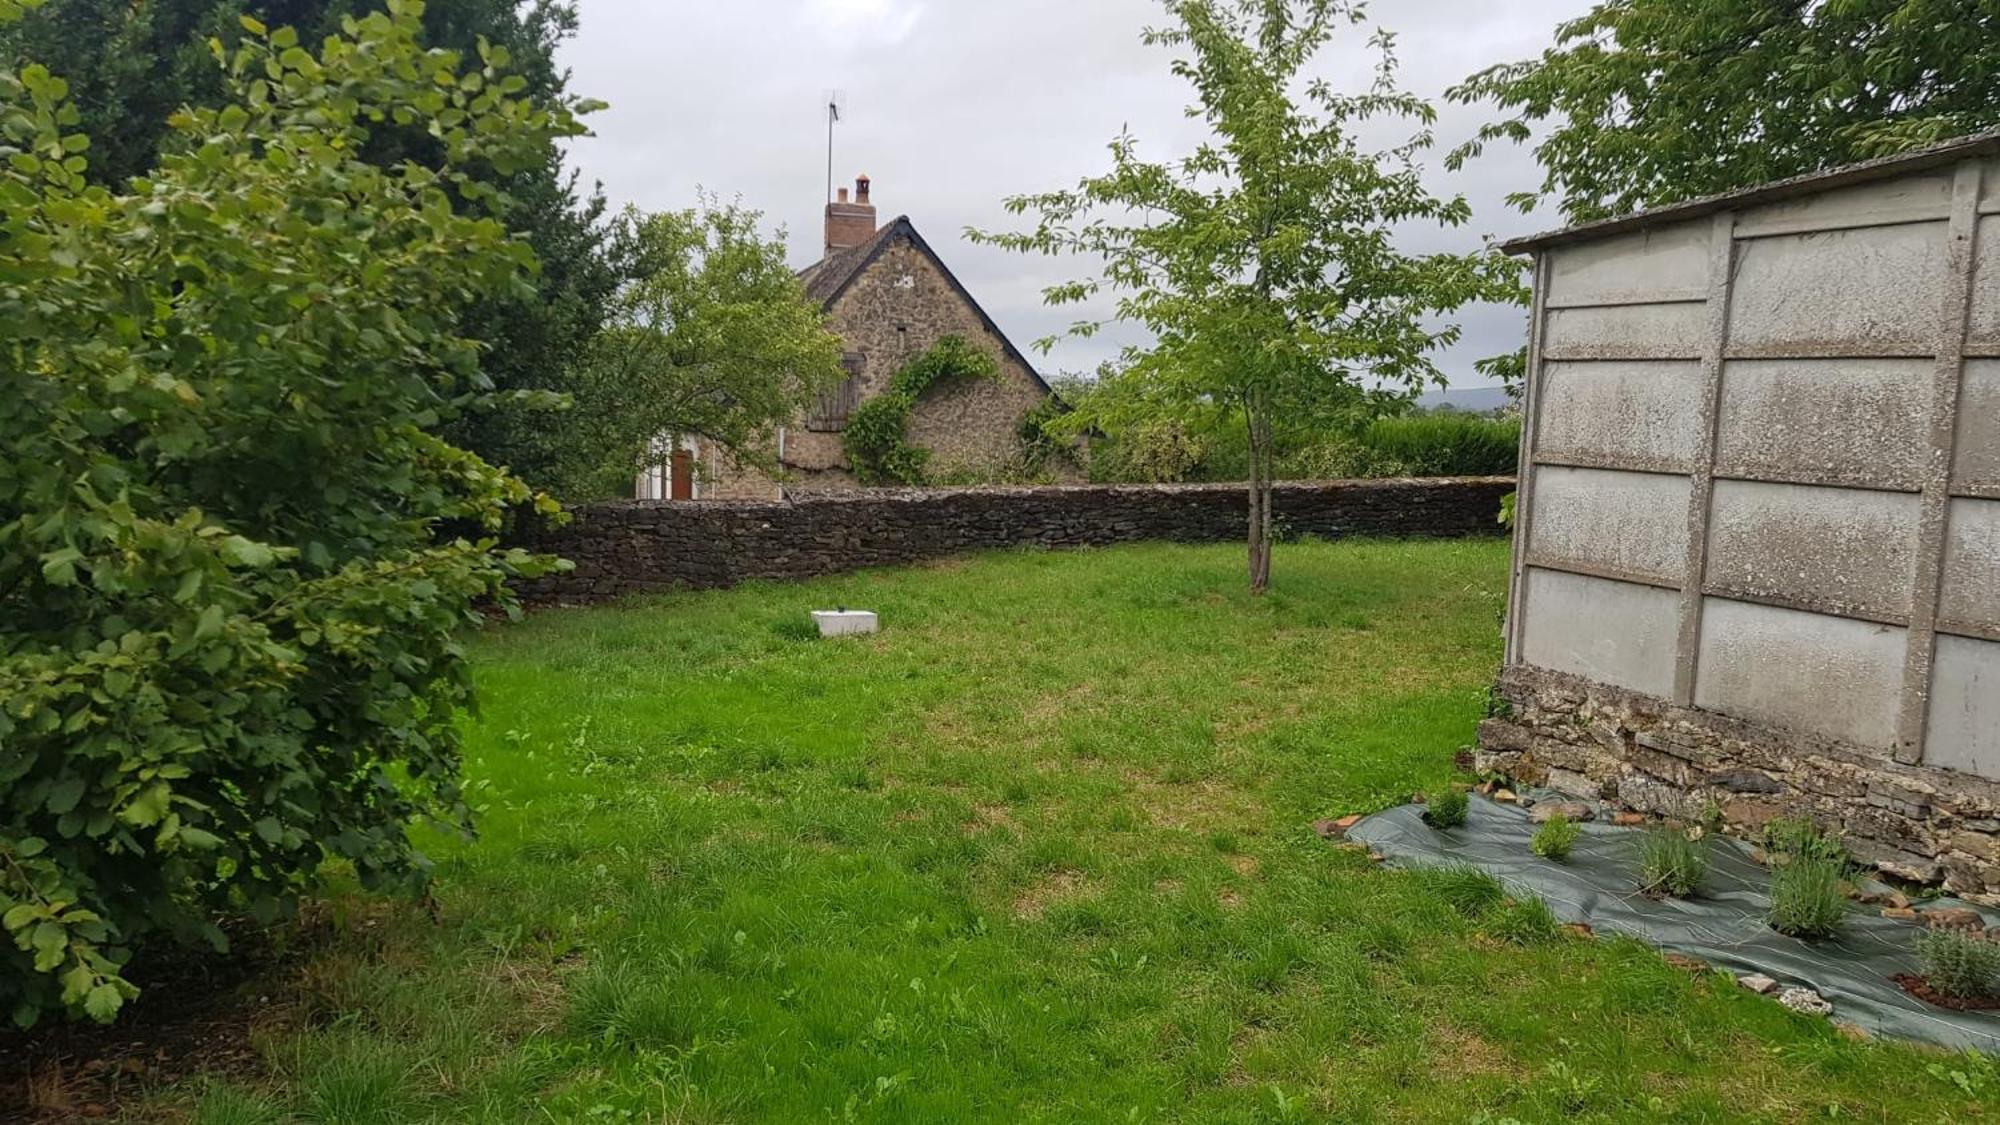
[{"xmin": 825, "ymin": 91, "xmax": 843, "ymax": 204}]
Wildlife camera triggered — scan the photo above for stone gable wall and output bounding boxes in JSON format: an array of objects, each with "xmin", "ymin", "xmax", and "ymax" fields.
[
  {"xmin": 521, "ymin": 477, "xmax": 1512, "ymax": 603},
  {"xmin": 703, "ymin": 234, "xmax": 1055, "ymax": 497}
]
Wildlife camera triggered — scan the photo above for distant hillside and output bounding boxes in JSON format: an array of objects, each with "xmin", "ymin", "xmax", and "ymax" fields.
[{"xmin": 1416, "ymin": 385, "xmax": 1514, "ymax": 414}]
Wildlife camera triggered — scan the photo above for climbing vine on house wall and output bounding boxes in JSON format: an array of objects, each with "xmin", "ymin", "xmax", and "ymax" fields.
[{"xmin": 843, "ymin": 336, "xmax": 999, "ymax": 485}]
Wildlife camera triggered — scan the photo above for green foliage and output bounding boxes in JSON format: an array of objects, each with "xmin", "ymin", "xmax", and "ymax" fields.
[
  {"xmin": 1419, "ymin": 863, "xmax": 1503, "ymax": 914},
  {"xmin": 1488, "ymin": 894, "xmax": 1560, "ymax": 945},
  {"xmin": 1635, "ymin": 826, "xmax": 1707, "ymax": 898},
  {"xmin": 1276, "ymin": 433, "xmax": 1410, "ymax": 482},
  {"xmin": 928, "ymin": 454, "xmax": 1060, "ymax": 488},
  {"xmin": 1917, "ymin": 928, "xmax": 2000, "ymax": 1000},
  {"xmin": 1530, "ymin": 814, "xmax": 1580, "ymax": 861},
  {"xmin": 1448, "ymin": 0, "xmax": 2000, "ymax": 222},
  {"xmin": 0, "ymin": 2, "xmax": 575, "ymax": 1025},
  {"xmin": 0, "ymin": 0, "xmax": 621, "ymax": 497},
  {"xmin": 1093, "ymin": 418, "xmax": 1217, "ymax": 484},
  {"xmin": 1352, "ymin": 414, "xmax": 1519, "ymax": 476},
  {"xmin": 1015, "ymin": 393, "xmax": 1076, "ymax": 477},
  {"xmin": 565, "ymin": 200, "xmax": 846, "ymax": 499},
  {"xmin": 1767, "ymin": 855, "xmax": 1849, "ymax": 940},
  {"xmin": 1080, "ymin": 398, "xmax": 1518, "ymax": 485},
  {"xmin": 842, "ymin": 336, "xmax": 999, "ymax": 486},
  {"xmin": 1422, "ymin": 788, "xmax": 1469, "ymax": 830},
  {"xmin": 1761, "ymin": 817, "xmax": 1847, "ymax": 867},
  {"xmin": 973, "ymin": 0, "xmax": 1520, "ymax": 591},
  {"xmin": 1283, "ymin": 413, "xmax": 1518, "ymax": 480}
]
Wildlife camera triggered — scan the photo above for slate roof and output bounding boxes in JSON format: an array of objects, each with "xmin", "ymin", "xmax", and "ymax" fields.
[
  {"xmin": 1501, "ymin": 127, "xmax": 2000, "ymax": 254},
  {"xmin": 797, "ymin": 215, "xmax": 1052, "ymax": 394}
]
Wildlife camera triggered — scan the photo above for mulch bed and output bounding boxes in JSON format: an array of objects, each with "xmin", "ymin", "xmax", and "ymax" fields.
[
  {"xmin": 1890, "ymin": 973, "xmax": 2000, "ymax": 1012},
  {"xmin": 0, "ymin": 920, "xmax": 308, "ymax": 1123}
]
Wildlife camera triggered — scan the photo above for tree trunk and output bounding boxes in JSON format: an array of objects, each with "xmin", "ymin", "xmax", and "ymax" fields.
[{"xmin": 1246, "ymin": 390, "xmax": 1274, "ymax": 594}]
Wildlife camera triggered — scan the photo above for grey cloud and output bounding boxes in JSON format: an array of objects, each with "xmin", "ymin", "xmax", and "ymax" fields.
[{"xmin": 561, "ymin": 0, "xmax": 1580, "ymax": 386}]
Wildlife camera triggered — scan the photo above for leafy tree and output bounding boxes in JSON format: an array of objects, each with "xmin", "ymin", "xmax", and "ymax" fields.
[
  {"xmin": 563, "ymin": 202, "xmax": 847, "ymax": 498},
  {"xmin": 0, "ymin": 0, "xmax": 575, "ymax": 1024},
  {"xmin": 1448, "ymin": 0, "xmax": 2000, "ymax": 223},
  {"xmin": 0, "ymin": 0, "xmax": 622, "ymax": 495},
  {"xmin": 972, "ymin": 0, "xmax": 1517, "ymax": 592},
  {"xmin": 0, "ymin": 0, "xmax": 577, "ymax": 184}
]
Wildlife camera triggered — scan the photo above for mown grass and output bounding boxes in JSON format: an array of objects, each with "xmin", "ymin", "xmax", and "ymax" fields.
[{"xmin": 147, "ymin": 539, "xmax": 1990, "ymax": 1122}]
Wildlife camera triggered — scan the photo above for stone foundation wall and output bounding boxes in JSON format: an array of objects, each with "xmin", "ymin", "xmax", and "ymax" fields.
[
  {"xmin": 1477, "ymin": 664, "xmax": 2000, "ymax": 903},
  {"xmin": 520, "ymin": 476, "xmax": 1513, "ymax": 604}
]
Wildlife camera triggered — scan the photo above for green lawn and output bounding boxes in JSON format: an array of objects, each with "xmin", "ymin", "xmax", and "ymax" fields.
[{"xmin": 161, "ymin": 539, "xmax": 1989, "ymax": 1122}]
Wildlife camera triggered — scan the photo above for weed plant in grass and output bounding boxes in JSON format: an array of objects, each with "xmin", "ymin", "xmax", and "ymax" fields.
[
  {"xmin": 1423, "ymin": 788, "xmax": 1470, "ymax": 829},
  {"xmin": 1917, "ymin": 929, "xmax": 2000, "ymax": 999},
  {"xmin": 1420, "ymin": 863, "xmax": 1505, "ymax": 915},
  {"xmin": 1488, "ymin": 896, "xmax": 1561, "ymax": 946},
  {"xmin": 107, "ymin": 539, "xmax": 1988, "ymax": 1122},
  {"xmin": 1530, "ymin": 814, "xmax": 1580, "ymax": 861},
  {"xmin": 1636, "ymin": 825, "xmax": 1707, "ymax": 898}
]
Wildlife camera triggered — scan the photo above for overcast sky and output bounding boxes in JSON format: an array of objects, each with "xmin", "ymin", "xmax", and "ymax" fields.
[{"xmin": 557, "ymin": 0, "xmax": 1584, "ymax": 388}]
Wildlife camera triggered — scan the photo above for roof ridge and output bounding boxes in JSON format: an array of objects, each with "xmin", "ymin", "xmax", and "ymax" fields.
[{"xmin": 801, "ymin": 216, "xmax": 1052, "ymax": 395}]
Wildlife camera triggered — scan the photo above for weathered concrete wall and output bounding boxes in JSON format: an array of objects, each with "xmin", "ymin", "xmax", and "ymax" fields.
[
  {"xmin": 519, "ymin": 477, "xmax": 1513, "ymax": 603},
  {"xmin": 1497, "ymin": 150, "xmax": 2000, "ymax": 897}
]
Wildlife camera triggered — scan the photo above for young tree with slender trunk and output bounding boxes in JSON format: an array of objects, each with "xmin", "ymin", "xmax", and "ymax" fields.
[{"xmin": 972, "ymin": 0, "xmax": 1517, "ymax": 593}]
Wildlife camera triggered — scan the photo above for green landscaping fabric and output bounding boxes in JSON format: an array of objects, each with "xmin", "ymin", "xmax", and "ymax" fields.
[{"xmin": 1348, "ymin": 797, "xmax": 2000, "ymax": 1053}]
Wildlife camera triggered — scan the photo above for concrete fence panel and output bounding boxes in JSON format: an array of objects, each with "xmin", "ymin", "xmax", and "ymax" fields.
[
  {"xmin": 1483, "ymin": 140, "xmax": 2000, "ymax": 899},
  {"xmin": 1713, "ymin": 358, "xmax": 1931, "ymax": 488},
  {"xmin": 1538, "ymin": 360, "xmax": 1704, "ymax": 471}
]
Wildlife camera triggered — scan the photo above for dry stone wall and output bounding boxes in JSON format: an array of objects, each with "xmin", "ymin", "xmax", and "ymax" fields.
[
  {"xmin": 519, "ymin": 477, "xmax": 1512, "ymax": 604},
  {"xmin": 1478, "ymin": 665, "xmax": 2000, "ymax": 904}
]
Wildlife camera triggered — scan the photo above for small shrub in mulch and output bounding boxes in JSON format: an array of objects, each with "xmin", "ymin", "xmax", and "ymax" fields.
[
  {"xmin": 1894, "ymin": 928, "xmax": 2000, "ymax": 1011},
  {"xmin": 1635, "ymin": 825, "xmax": 1707, "ymax": 898},
  {"xmin": 1761, "ymin": 817, "xmax": 1846, "ymax": 867},
  {"xmin": 1422, "ymin": 788, "xmax": 1469, "ymax": 829},
  {"xmin": 1768, "ymin": 854, "xmax": 1850, "ymax": 939},
  {"xmin": 1530, "ymin": 814, "xmax": 1580, "ymax": 862}
]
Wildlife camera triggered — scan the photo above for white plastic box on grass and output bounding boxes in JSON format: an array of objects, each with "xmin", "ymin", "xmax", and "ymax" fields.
[{"xmin": 811, "ymin": 609, "xmax": 878, "ymax": 637}]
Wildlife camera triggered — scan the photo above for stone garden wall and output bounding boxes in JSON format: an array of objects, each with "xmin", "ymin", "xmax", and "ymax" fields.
[
  {"xmin": 1478, "ymin": 666, "xmax": 2000, "ymax": 904},
  {"xmin": 518, "ymin": 477, "xmax": 1513, "ymax": 604}
]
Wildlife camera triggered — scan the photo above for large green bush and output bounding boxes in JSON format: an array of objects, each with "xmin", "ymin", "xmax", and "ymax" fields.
[{"xmin": 0, "ymin": 1, "xmax": 576, "ymax": 1025}]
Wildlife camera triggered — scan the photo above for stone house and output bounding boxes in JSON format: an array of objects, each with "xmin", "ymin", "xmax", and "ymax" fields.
[{"xmin": 635, "ymin": 176, "xmax": 1054, "ymax": 500}]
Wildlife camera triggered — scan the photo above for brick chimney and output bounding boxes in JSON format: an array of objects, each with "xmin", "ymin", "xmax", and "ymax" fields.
[{"xmin": 825, "ymin": 174, "xmax": 877, "ymax": 254}]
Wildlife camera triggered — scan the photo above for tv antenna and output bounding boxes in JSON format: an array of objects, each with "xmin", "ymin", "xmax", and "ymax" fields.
[{"xmin": 825, "ymin": 90, "xmax": 844, "ymax": 204}]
